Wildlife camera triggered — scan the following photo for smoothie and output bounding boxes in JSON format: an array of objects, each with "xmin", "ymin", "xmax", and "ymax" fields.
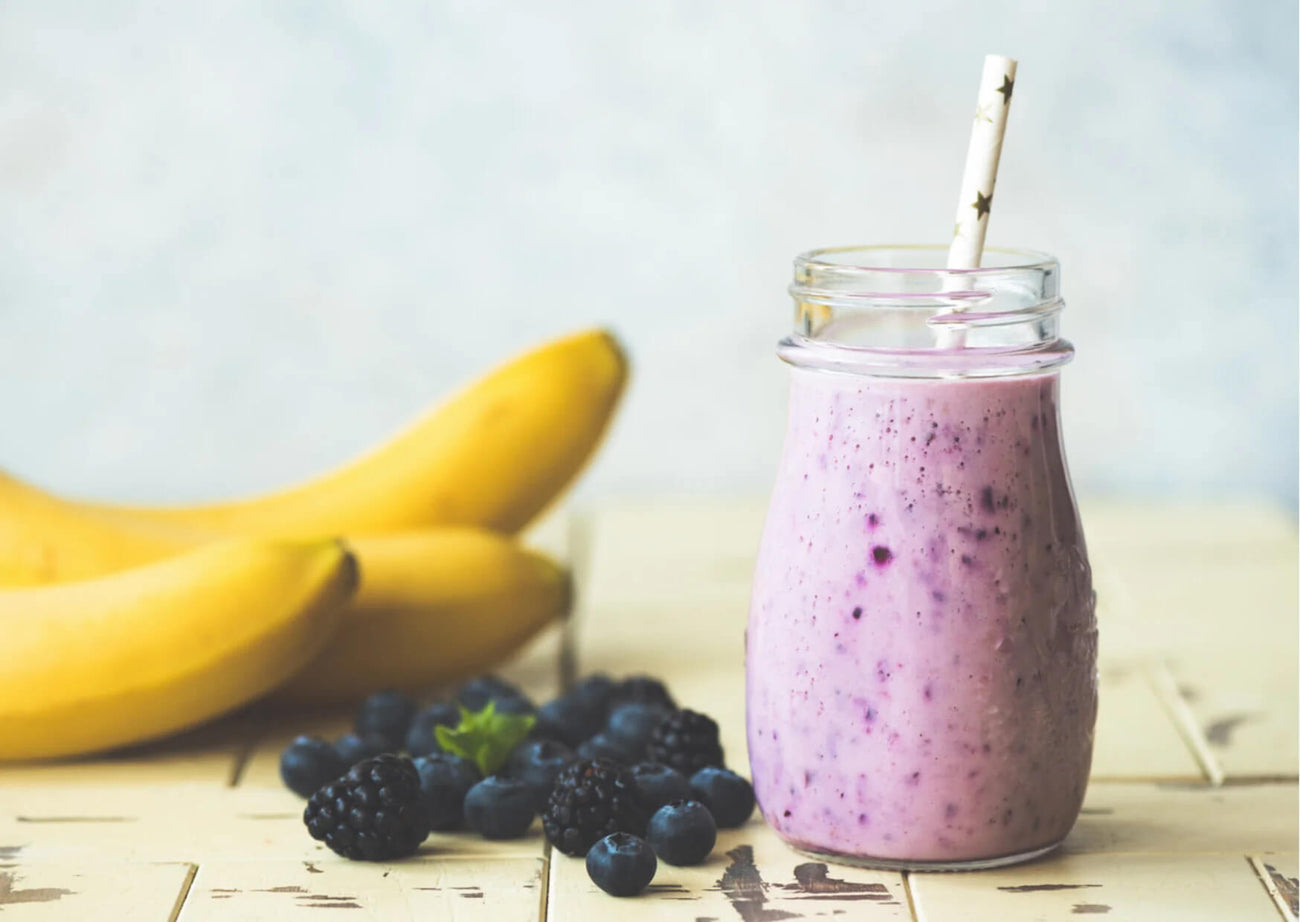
[{"xmin": 746, "ymin": 367, "xmax": 1097, "ymax": 865}]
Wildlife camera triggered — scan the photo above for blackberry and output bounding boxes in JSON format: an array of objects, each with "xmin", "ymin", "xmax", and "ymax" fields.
[
  {"xmin": 611, "ymin": 675, "xmax": 676, "ymax": 712},
  {"xmin": 303, "ymin": 754, "xmax": 428, "ymax": 860},
  {"xmin": 354, "ymin": 691, "xmax": 418, "ymax": 750},
  {"xmin": 280, "ymin": 735, "xmax": 347, "ymax": 798},
  {"xmin": 456, "ymin": 675, "xmax": 531, "ymax": 712},
  {"xmin": 586, "ymin": 833, "xmax": 657, "ymax": 897},
  {"xmin": 647, "ymin": 800, "xmax": 716, "ymax": 866},
  {"xmin": 542, "ymin": 758, "xmax": 648, "ymax": 857},
  {"xmin": 645, "ymin": 710, "xmax": 724, "ymax": 775},
  {"xmin": 405, "ymin": 702, "xmax": 460, "ymax": 757},
  {"xmin": 690, "ymin": 767, "xmax": 755, "ymax": 828},
  {"xmin": 414, "ymin": 752, "xmax": 479, "ymax": 831},
  {"xmin": 334, "ymin": 732, "xmax": 392, "ymax": 766}
]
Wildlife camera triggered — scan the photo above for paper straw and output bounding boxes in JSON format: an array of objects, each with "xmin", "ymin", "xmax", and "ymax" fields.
[{"xmin": 937, "ymin": 54, "xmax": 1018, "ymax": 349}]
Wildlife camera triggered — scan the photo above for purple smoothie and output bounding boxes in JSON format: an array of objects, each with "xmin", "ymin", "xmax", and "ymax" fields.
[{"xmin": 746, "ymin": 367, "xmax": 1097, "ymax": 866}]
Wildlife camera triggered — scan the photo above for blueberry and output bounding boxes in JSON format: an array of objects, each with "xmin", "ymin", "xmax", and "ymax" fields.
[
  {"xmin": 415, "ymin": 752, "xmax": 480, "ymax": 831},
  {"xmin": 690, "ymin": 767, "xmax": 755, "ymax": 828},
  {"xmin": 405, "ymin": 702, "xmax": 461, "ymax": 757},
  {"xmin": 353, "ymin": 690, "xmax": 418, "ymax": 750},
  {"xmin": 585, "ymin": 832, "xmax": 657, "ymax": 897},
  {"xmin": 534, "ymin": 694, "xmax": 604, "ymax": 747},
  {"xmin": 494, "ymin": 695, "xmax": 537, "ymax": 717},
  {"xmin": 334, "ymin": 732, "xmax": 393, "ymax": 766},
  {"xmin": 279, "ymin": 735, "xmax": 346, "ymax": 797},
  {"xmin": 611, "ymin": 676, "xmax": 676, "ymax": 712},
  {"xmin": 577, "ymin": 732, "xmax": 639, "ymax": 764},
  {"xmin": 606, "ymin": 703, "xmax": 669, "ymax": 751},
  {"xmin": 646, "ymin": 800, "xmax": 717, "ymax": 866},
  {"xmin": 506, "ymin": 739, "xmax": 575, "ymax": 809},
  {"xmin": 456, "ymin": 675, "xmax": 530, "ymax": 712},
  {"xmin": 629, "ymin": 762, "xmax": 692, "ymax": 811},
  {"xmin": 569, "ymin": 674, "xmax": 617, "ymax": 716},
  {"xmin": 463, "ymin": 776, "xmax": 536, "ymax": 840}
]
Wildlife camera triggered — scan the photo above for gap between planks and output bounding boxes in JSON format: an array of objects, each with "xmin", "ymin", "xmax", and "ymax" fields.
[
  {"xmin": 902, "ymin": 871, "xmax": 921, "ymax": 922},
  {"xmin": 1147, "ymin": 662, "xmax": 1227, "ymax": 786},
  {"xmin": 166, "ymin": 862, "xmax": 198, "ymax": 922},
  {"xmin": 538, "ymin": 843, "xmax": 553, "ymax": 922},
  {"xmin": 1248, "ymin": 855, "xmax": 1299, "ymax": 922}
]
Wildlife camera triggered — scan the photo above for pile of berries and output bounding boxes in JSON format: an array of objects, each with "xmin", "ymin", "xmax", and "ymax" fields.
[{"xmin": 281, "ymin": 674, "xmax": 755, "ymax": 898}]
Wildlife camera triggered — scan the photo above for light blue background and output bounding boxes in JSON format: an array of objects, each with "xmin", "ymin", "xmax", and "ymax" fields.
[{"xmin": 1, "ymin": 1, "xmax": 1295, "ymax": 510}]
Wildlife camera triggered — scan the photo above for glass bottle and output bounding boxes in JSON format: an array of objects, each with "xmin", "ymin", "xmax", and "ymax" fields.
[{"xmin": 746, "ymin": 245, "xmax": 1097, "ymax": 870}]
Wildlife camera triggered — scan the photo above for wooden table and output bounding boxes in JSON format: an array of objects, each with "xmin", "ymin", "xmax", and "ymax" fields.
[{"xmin": 0, "ymin": 498, "xmax": 1295, "ymax": 920}]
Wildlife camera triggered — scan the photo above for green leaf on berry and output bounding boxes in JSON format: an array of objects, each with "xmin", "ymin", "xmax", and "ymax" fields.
[{"xmin": 434, "ymin": 701, "xmax": 535, "ymax": 776}]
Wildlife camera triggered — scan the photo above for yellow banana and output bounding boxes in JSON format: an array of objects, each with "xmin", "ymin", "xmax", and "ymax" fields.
[
  {"xmin": 274, "ymin": 528, "xmax": 571, "ymax": 705},
  {"xmin": 0, "ymin": 539, "xmax": 356, "ymax": 760},
  {"xmin": 86, "ymin": 327, "xmax": 627, "ymax": 537},
  {"xmin": 0, "ymin": 472, "xmax": 195, "ymax": 585}
]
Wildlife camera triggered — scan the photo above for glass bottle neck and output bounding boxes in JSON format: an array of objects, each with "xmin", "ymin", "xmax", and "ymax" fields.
[{"xmin": 783, "ymin": 245, "xmax": 1073, "ymax": 379}]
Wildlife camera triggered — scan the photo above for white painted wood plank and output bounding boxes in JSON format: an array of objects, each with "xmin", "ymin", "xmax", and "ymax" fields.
[
  {"xmin": 912, "ymin": 852, "xmax": 1281, "ymax": 922},
  {"xmin": 0, "ymin": 861, "xmax": 192, "ymax": 920},
  {"xmin": 1091, "ymin": 662, "xmax": 1204, "ymax": 781},
  {"xmin": 179, "ymin": 857, "xmax": 544, "ymax": 921},
  {"xmin": 0, "ymin": 786, "xmax": 549, "ymax": 863},
  {"xmin": 1066, "ymin": 782, "xmax": 1297, "ymax": 856},
  {"xmin": 1165, "ymin": 649, "xmax": 1298, "ymax": 780},
  {"xmin": 547, "ymin": 821, "xmax": 910, "ymax": 920}
]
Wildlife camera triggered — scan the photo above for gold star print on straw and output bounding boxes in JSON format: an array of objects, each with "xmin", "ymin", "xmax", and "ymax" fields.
[
  {"xmin": 942, "ymin": 54, "xmax": 1017, "ymax": 349},
  {"xmin": 997, "ymin": 74, "xmax": 1014, "ymax": 104}
]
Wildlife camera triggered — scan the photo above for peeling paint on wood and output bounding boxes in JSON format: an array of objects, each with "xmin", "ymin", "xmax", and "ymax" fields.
[
  {"xmin": 0, "ymin": 869, "xmax": 73, "ymax": 906},
  {"xmin": 717, "ymin": 846, "xmax": 800, "ymax": 921},
  {"xmin": 1205, "ymin": 714, "xmax": 1257, "ymax": 747},
  {"xmin": 15, "ymin": 815, "xmax": 136, "ymax": 823},
  {"xmin": 997, "ymin": 883, "xmax": 1103, "ymax": 893}
]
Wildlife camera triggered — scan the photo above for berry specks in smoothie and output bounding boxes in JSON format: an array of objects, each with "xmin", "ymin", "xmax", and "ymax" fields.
[
  {"xmin": 980, "ymin": 486, "xmax": 996, "ymax": 513},
  {"xmin": 866, "ymin": 513, "xmax": 880, "ymax": 529},
  {"xmin": 922, "ymin": 683, "xmax": 934, "ymax": 702},
  {"xmin": 871, "ymin": 546, "xmax": 892, "ymax": 565},
  {"xmin": 960, "ymin": 554, "xmax": 975, "ymax": 567},
  {"xmin": 906, "ymin": 771, "xmax": 921, "ymax": 787},
  {"xmin": 944, "ymin": 803, "xmax": 959, "ymax": 819},
  {"xmin": 851, "ymin": 607, "xmax": 863, "ymax": 620}
]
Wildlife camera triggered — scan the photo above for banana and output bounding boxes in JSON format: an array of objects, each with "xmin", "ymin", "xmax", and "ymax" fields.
[
  {"xmin": 0, "ymin": 539, "xmax": 356, "ymax": 760},
  {"xmin": 274, "ymin": 528, "xmax": 571, "ymax": 705},
  {"xmin": 86, "ymin": 327, "xmax": 627, "ymax": 538},
  {"xmin": 0, "ymin": 472, "xmax": 195, "ymax": 585}
]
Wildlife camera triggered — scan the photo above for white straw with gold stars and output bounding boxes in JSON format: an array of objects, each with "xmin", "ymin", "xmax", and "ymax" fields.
[
  {"xmin": 936, "ymin": 54, "xmax": 1017, "ymax": 350},
  {"xmin": 947, "ymin": 54, "xmax": 1017, "ymax": 269}
]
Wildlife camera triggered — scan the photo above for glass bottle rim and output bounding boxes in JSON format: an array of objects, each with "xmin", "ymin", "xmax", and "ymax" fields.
[{"xmin": 784, "ymin": 244, "xmax": 1071, "ymax": 379}]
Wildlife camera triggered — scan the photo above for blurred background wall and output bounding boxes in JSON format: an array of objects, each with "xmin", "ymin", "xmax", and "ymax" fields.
[{"xmin": 1, "ymin": 0, "xmax": 1295, "ymax": 510}]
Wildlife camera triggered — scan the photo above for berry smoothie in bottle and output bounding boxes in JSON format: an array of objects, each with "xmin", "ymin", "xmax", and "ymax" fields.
[{"xmin": 745, "ymin": 245, "xmax": 1097, "ymax": 869}]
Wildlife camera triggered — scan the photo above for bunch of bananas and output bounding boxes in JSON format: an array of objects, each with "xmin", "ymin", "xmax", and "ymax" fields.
[{"xmin": 0, "ymin": 329, "xmax": 626, "ymax": 761}]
